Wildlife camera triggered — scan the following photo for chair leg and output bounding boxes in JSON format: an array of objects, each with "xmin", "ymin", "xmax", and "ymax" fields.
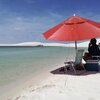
[
  {"xmin": 72, "ymin": 66, "xmax": 77, "ymax": 74},
  {"xmin": 64, "ymin": 64, "xmax": 68, "ymax": 73},
  {"xmin": 70, "ymin": 63, "xmax": 77, "ymax": 74},
  {"xmin": 64, "ymin": 62, "xmax": 77, "ymax": 74}
]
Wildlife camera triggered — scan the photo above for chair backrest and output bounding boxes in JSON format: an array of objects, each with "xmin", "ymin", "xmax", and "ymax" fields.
[{"xmin": 75, "ymin": 49, "xmax": 84, "ymax": 65}]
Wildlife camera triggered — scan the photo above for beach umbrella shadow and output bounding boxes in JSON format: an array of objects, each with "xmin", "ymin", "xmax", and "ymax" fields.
[{"xmin": 50, "ymin": 65, "xmax": 99, "ymax": 76}]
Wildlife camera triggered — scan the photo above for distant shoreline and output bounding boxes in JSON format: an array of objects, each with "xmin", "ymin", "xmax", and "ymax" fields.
[{"xmin": 0, "ymin": 41, "xmax": 88, "ymax": 47}]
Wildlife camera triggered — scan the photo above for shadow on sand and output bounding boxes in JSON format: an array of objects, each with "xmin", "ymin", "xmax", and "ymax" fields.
[{"xmin": 50, "ymin": 65, "xmax": 100, "ymax": 76}]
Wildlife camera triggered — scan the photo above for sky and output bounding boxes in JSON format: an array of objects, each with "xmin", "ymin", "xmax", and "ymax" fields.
[{"xmin": 0, "ymin": 0, "xmax": 100, "ymax": 44}]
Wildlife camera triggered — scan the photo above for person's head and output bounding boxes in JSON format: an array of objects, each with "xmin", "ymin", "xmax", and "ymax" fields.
[{"xmin": 90, "ymin": 38, "xmax": 97, "ymax": 45}]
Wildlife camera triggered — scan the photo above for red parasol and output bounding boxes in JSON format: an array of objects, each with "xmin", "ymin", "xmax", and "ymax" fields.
[{"xmin": 43, "ymin": 15, "xmax": 100, "ymax": 50}]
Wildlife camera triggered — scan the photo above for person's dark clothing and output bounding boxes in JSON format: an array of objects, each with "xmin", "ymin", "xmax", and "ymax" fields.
[{"xmin": 88, "ymin": 44, "xmax": 100, "ymax": 56}]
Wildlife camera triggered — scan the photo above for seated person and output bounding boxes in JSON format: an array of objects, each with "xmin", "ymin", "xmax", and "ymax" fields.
[
  {"xmin": 88, "ymin": 38, "xmax": 100, "ymax": 57},
  {"xmin": 83, "ymin": 38, "xmax": 100, "ymax": 61}
]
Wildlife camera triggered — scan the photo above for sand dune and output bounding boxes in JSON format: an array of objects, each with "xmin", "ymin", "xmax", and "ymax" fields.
[{"xmin": 0, "ymin": 41, "xmax": 90, "ymax": 47}]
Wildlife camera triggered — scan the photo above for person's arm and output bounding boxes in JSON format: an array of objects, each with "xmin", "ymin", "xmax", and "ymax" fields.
[{"xmin": 88, "ymin": 43, "xmax": 91, "ymax": 52}]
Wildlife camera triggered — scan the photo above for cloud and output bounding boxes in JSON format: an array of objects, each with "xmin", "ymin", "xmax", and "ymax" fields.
[
  {"xmin": 0, "ymin": 10, "xmax": 100, "ymax": 44},
  {"xmin": 0, "ymin": 11, "xmax": 65, "ymax": 43}
]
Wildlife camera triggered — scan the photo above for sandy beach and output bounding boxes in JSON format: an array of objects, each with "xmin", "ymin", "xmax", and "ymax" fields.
[
  {"xmin": 11, "ymin": 63, "xmax": 100, "ymax": 100},
  {"xmin": 2, "ymin": 63, "xmax": 64, "ymax": 100}
]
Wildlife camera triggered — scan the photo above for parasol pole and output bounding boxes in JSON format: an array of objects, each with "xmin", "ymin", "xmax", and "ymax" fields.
[
  {"xmin": 75, "ymin": 41, "xmax": 77, "ymax": 51},
  {"xmin": 74, "ymin": 14, "xmax": 77, "ymax": 51}
]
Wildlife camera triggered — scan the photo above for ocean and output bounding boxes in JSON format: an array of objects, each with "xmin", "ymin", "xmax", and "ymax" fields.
[{"xmin": 0, "ymin": 46, "xmax": 87, "ymax": 99}]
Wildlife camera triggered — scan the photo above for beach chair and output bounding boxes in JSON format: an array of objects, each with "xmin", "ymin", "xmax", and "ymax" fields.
[
  {"xmin": 92, "ymin": 55, "xmax": 100, "ymax": 60},
  {"xmin": 64, "ymin": 49, "xmax": 85, "ymax": 74}
]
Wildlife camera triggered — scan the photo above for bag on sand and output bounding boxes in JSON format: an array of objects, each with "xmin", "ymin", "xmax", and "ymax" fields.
[
  {"xmin": 83, "ymin": 52, "xmax": 92, "ymax": 61},
  {"xmin": 75, "ymin": 64, "xmax": 84, "ymax": 70}
]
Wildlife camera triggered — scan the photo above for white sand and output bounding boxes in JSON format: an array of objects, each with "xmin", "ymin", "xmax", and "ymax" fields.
[
  {"xmin": 1, "ymin": 63, "xmax": 63, "ymax": 100},
  {"xmin": 12, "ymin": 66, "xmax": 100, "ymax": 100}
]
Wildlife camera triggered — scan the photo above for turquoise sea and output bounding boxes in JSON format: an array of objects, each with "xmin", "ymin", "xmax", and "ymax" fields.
[
  {"xmin": 0, "ymin": 46, "xmax": 75, "ymax": 86},
  {"xmin": 0, "ymin": 46, "xmax": 87, "ymax": 99}
]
